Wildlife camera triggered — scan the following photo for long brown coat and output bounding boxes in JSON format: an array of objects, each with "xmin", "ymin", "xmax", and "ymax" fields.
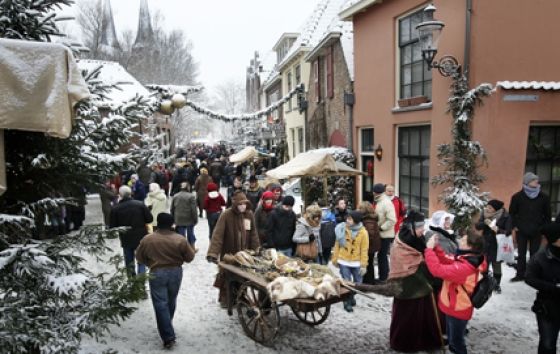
[
  {"xmin": 207, "ymin": 192, "xmax": 260, "ymax": 260},
  {"xmin": 363, "ymin": 214, "xmax": 381, "ymax": 254},
  {"xmin": 194, "ymin": 173, "xmax": 212, "ymax": 209}
]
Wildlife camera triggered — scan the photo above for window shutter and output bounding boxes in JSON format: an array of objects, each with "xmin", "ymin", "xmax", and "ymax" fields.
[
  {"xmin": 314, "ymin": 60, "xmax": 320, "ymax": 103},
  {"xmin": 327, "ymin": 46, "xmax": 334, "ymax": 98}
]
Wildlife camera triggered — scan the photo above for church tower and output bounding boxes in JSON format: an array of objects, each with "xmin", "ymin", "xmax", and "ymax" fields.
[
  {"xmin": 133, "ymin": 0, "xmax": 154, "ymax": 50},
  {"xmin": 99, "ymin": 0, "xmax": 121, "ymax": 55}
]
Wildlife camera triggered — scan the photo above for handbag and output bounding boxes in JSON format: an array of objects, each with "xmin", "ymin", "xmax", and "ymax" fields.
[
  {"xmin": 295, "ymin": 237, "xmax": 319, "ymax": 260},
  {"xmin": 496, "ymin": 234, "xmax": 515, "ymax": 264}
]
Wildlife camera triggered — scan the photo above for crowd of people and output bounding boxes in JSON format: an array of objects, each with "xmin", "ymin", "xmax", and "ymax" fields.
[{"xmin": 101, "ymin": 148, "xmax": 560, "ymax": 353}]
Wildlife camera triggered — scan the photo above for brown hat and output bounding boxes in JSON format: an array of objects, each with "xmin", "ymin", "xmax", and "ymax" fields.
[{"xmin": 232, "ymin": 191, "xmax": 250, "ymax": 206}]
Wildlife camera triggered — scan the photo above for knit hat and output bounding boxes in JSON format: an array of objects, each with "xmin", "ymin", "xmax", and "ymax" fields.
[
  {"xmin": 373, "ymin": 183, "xmax": 385, "ymax": 194},
  {"xmin": 207, "ymin": 182, "xmax": 218, "ymax": 192},
  {"xmin": 249, "ymin": 175, "xmax": 258, "ymax": 182},
  {"xmin": 348, "ymin": 210, "xmax": 363, "ymax": 224},
  {"xmin": 541, "ymin": 223, "xmax": 560, "ymax": 244},
  {"xmin": 262, "ymin": 191, "xmax": 275, "ymax": 200},
  {"xmin": 523, "ymin": 172, "xmax": 539, "ymax": 185},
  {"xmin": 487, "ymin": 199, "xmax": 504, "ymax": 211},
  {"xmin": 282, "ymin": 195, "xmax": 295, "ymax": 207},
  {"xmin": 157, "ymin": 213, "xmax": 174, "ymax": 230}
]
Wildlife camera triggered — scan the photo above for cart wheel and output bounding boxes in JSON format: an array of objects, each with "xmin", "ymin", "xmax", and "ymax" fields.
[
  {"xmin": 290, "ymin": 304, "xmax": 330, "ymax": 326},
  {"xmin": 236, "ymin": 281, "xmax": 280, "ymax": 345}
]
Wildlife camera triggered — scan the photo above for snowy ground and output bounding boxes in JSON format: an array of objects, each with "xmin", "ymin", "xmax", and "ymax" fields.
[{"xmin": 79, "ymin": 193, "xmax": 540, "ymax": 354}]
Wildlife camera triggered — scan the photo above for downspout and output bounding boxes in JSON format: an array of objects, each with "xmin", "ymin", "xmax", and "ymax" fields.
[
  {"xmin": 345, "ymin": 82, "xmax": 355, "ymax": 153},
  {"xmin": 464, "ymin": 0, "xmax": 473, "ymax": 84}
]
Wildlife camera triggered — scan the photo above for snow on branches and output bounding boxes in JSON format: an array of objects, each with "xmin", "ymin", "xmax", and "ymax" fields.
[{"xmin": 433, "ymin": 71, "xmax": 493, "ymax": 232}]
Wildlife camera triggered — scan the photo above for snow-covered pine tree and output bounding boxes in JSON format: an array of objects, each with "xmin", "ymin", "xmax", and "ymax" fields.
[
  {"xmin": 432, "ymin": 71, "xmax": 493, "ymax": 232},
  {"xmin": 0, "ymin": 1, "xmax": 158, "ymax": 353}
]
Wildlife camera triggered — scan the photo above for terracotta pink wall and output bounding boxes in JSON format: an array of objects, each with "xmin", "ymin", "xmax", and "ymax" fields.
[{"xmin": 352, "ymin": 0, "xmax": 560, "ymax": 212}]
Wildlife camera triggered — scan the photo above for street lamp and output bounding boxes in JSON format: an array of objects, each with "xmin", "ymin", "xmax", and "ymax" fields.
[{"xmin": 416, "ymin": 4, "xmax": 461, "ymax": 76}]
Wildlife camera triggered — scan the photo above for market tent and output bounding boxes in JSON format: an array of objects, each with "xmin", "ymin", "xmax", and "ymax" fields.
[
  {"xmin": 229, "ymin": 146, "xmax": 258, "ymax": 164},
  {"xmin": 266, "ymin": 151, "xmax": 363, "ymax": 179}
]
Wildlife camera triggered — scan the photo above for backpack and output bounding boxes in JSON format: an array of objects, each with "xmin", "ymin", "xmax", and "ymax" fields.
[{"xmin": 465, "ymin": 271, "xmax": 497, "ymax": 309}]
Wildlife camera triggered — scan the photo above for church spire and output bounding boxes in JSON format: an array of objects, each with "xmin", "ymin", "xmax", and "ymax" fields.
[
  {"xmin": 99, "ymin": 0, "xmax": 121, "ymax": 54},
  {"xmin": 133, "ymin": 0, "xmax": 154, "ymax": 49}
]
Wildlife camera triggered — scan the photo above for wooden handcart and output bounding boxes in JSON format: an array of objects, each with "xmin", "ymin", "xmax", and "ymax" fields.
[{"xmin": 219, "ymin": 262, "xmax": 352, "ymax": 345}]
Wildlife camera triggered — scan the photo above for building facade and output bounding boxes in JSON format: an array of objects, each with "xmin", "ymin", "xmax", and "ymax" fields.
[
  {"xmin": 305, "ymin": 20, "xmax": 354, "ymax": 151},
  {"xmin": 342, "ymin": 0, "xmax": 560, "ymax": 215}
]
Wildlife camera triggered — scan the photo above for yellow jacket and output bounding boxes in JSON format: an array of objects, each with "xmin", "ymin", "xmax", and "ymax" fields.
[{"xmin": 331, "ymin": 226, "xmax": 369, "ymax": 267}]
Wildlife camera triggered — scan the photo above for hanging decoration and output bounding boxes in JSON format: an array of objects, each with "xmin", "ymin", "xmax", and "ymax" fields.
[{"xmin": 148, "ymin": 83, "xmax": 304, "ymax": 121}]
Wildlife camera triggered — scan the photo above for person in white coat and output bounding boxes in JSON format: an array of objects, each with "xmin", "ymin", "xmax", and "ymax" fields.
[
  {"xmin": 373, "ymin": 183, "xmax": 397, "ymax": 281},
  {"xmin": 145, "ymin": 183, "xmax": 168, "ymax": 229}
]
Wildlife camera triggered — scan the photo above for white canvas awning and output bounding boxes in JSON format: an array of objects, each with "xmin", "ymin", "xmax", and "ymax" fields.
[
  {"xmin": 266, "ymin": 151, "xmax": 363, "ymax": 179},
  {"xmin": 229, "ymin": 146, "xmax": 258, "ymax": 164}
]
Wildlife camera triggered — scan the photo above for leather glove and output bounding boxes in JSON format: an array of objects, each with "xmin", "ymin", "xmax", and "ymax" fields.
[
  {"xmin": 308, "ymin": 234, "xmax": 316, "ymax": 242},
  {"xmin": 206, "ymin": 256, "xmax": 218, "ymax": 264},
  {"xmin": 360, "ymin": 267, "xmax": 367, "ymax": 276}
]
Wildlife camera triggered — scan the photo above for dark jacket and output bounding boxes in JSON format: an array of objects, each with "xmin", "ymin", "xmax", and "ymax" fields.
[
  {"xmin": 245, "ymin": 186, "xmax": 263, "ymax": 211},
  {"xmin": 320, "ymin": 221, "xmax": 336, "ymax": 249},
  {"xmin": 477, "ymin": 210, "xmax": 513, "ymax": 263},
  {"xmin": 254, "ymin": 203, "xmax": 273, "ymax": 245},
  {"xmin": 362, "ymin": 214, "xmax": 381, "ymax": 254},
  {"xmin": 525, "ymin": 245, "xmax": 560, "ymax": 321},
  {"xmin": 509, "ymin": 190, "xmax": 551, "ymax": 236},
  {"xmin": 110, "ymin": 198, "xmax": 153, "ymax": 248},
  {"xmin": 266, "ymin": 205, "xmax": 297, "ymax": 249},
  {"xmin": 334, "ymin": 207, "xmax": 348, "ymax": 224},
  {"xmin": 170, "ymin": 168, "xmax": 188, "ymax": 196}
]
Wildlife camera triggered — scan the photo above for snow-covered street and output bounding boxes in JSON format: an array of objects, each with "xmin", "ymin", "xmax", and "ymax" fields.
[{"xmin": 79, "ymin": 195, "xmax": 540, "ymax": 354}]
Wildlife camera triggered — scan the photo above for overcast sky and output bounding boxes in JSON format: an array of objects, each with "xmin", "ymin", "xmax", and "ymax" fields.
[{"xmin": 64, "ymin": 0, "xmax": 322, "ymax": 92}]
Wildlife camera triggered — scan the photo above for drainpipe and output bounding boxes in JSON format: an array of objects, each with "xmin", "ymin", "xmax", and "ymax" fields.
[
  {"xmin": 464, "ymin": 0, "xmax": 473, "ymax": 84},
  {"xmin": 344, "ymin": 84, "xmax": 355, "ymax": 153}
]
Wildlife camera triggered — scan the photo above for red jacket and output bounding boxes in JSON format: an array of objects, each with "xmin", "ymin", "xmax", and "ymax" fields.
[
  {"xmin": 424, "ymin": 246, "xmax": 487, "ymax": 320},
  {"xmin": 391, "ymin": 196, "xmax": 406, "ymax": 233},
  {"xmin": 204, "ymin": 193, "xmax": 226, "ymax": 213}
]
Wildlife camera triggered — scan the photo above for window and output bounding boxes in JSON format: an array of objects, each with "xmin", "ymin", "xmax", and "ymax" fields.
[
  {"xmin": 314, "ymin": 59, "xmax": 321, "ymax": 103},
  {"xmin": 360, "ymin": 128, "xmax": 375, "ymax": 202},
  {"xmin": 295, "ymin": 65, "xmax": 301, "ymax": 85},
  {"xmin": 297, "ymin": 127, "xmax": 304, "ymax": 153},
  {"xmin": 398, "ymin": 126, "xmax": 431, "ymax": 215},
  {"xmin": 361, "ymin": 128, "xmax": 375, "ymax": 152},
  {"xmin": 525, "ymin": 126, "xmax": 560, "ymax": 216},
  {"xmin": 326, "ymin": 46, "xmax": 334, "ymax": 98},
  {"xmin": 399, "ymin": 9, "xmax": 432, "ymax": 100},
  {"xmin": 287, "ymin": 72, "xmax": 293, "ymax": 111}
]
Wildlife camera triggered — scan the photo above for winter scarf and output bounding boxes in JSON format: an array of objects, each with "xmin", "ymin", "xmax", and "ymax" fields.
[
  {"xmin": 334, "ymin": 222, "xmax": 363, "ymax": 247},
  {"xmin": 388, "ymin": 235, "xmax": 424, "ymax": 279},
  {"xmin": 523, "ymin": 184, "xmax": 541, "ymax": 199}
]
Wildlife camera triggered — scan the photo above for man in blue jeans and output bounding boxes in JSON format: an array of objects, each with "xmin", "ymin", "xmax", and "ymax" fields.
[
  {"xmin": 136, "ymin": 213, "xmax": 195, "ymax": 349},
  {"xmin": 110, "ymin": 186, "xmax": 153, "ymax": 278}
]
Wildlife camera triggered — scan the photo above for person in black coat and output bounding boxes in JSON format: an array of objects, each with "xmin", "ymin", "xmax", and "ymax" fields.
[
  {"xmin": 333, "ymin": 197, "xmax": 349, "ymax": 224},
  {"xmin": 477, "ymin": 199, "xmax": 512, "ymax": 293},
  {"xmin": 509, "ymin": 172, "xmax": 551, "ymax": 282},
  {"xmin": 525, "ymin": 223, "xmax": 560, "ymax": 354},
  {"xmin": 110, "ymin": 185, "xmax": 153, "ymax": 278},
  {"xmin": 266, "ymin": 196, "xmax": 297, "ymax": 256}
]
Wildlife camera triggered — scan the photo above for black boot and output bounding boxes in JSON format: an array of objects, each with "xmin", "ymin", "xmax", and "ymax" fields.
[{"xmin": 494, "ymin": 274, "xmax": 502, "ymax": 294}]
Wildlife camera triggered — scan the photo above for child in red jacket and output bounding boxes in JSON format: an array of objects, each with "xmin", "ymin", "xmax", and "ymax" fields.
[
  {"xmin": 424, "ymin": 230, "xmax": 487, "ymax": 354},
  {"xmin": 203, "ymin": 183, "xmax": 225, "ymax": 239}
]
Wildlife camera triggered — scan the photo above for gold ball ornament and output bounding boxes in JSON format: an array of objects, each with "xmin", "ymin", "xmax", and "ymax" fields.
[
  {"xmin": 171, "ymin": 93, "xmax": 187, "ymax": 108},
  {"xmin": 159, "ymin": 100, "xmax": 175, "ymax": 115}
]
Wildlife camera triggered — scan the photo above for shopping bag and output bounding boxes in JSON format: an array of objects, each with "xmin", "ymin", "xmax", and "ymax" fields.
[{"xmin": 496, "ymin": 234, "xmax": 515, "ymax": 264}]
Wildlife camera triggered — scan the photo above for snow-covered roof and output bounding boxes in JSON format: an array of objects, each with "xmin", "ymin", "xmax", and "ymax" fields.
[
  {"xmin": 77, "ymin": 59, "xmax": 150, "ymax": 106},
  {"xmin": 496, "ymin": 81, "xmax": 560, "ymax": 91},
  {"xmin": 339, "ymin": 0, "xmax": 384, "ymax": 21},
  {"xmin": 260, "ymin": 50, "xmax": 280, "ymax": 88},
  {"xmin": 306, "ymin": 15, "xmax": 354, "ymax": 80},
  {"xmin": 278, "ymin": 0, "xmax": 349, "ymax": 70}
]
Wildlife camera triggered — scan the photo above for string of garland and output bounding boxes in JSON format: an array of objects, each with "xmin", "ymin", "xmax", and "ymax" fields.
[
  {"xmin": 145, "ymin": 84, "xmax": 204, "ymax": 96},
  {"xmin": 148, "ymin": 83, "xmax": 304, "ymax": 122}
]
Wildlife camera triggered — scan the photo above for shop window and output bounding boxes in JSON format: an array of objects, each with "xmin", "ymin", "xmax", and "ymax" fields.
[{"xmin": 398, "ymin": 125, "xmax": 430, "ymax": 215}]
